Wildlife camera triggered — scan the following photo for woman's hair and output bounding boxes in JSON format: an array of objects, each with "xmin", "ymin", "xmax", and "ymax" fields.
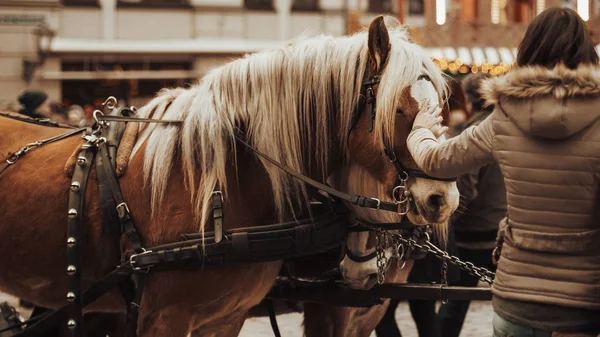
[{"xmin": 517, "ymin": 7, "xmax": 598, "ymax": 69}]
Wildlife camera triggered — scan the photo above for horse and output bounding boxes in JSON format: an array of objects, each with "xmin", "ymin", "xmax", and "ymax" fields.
[{"xmin": 0, "ymin": 15, "xmax": 457, "ymax": 337}]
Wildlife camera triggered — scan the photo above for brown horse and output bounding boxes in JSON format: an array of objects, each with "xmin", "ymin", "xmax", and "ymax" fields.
[{"xmin": 0, "ymin": 16, "xmax": 456, "ymax": 337}]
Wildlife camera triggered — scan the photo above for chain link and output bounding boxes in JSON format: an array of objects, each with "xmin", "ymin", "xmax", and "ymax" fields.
[
  {"xmin": 375, "ymin": 229, "xmax": 387, "ymax": 284},
  {"xmin": 380, "ymin": 231, "xmax": 495, "ymax": 285}
]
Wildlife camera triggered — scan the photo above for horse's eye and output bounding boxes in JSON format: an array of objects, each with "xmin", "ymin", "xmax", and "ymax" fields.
[
  {"xmin": 418, "ymin": 74, "xmax": 431, "ymax": 82},
  {"xmin": 397, "ymin": 108, "xmax": 405, "ymax": 115}
]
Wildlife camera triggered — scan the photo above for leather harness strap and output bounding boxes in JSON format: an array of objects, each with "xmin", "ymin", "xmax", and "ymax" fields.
[
  {"xmin": 0, "ymin": 111, "xmax": 75, "ymax": 129},
  {"xmin": 130, "ymin": 207, "xmax": 347, "ymax": 272},
  {"xmin": 234, "ymin": 133, "xmax": 401, "ymax": 213},
  {"xmin": 95, "ymin": 142, "xmax": 143, "ymax": 253},
  {"xmin": 66, "ymin": 141, "xmax": 95, "ymax": 336},
  {"xmin": 97, "ymin": 115, "xmax": 182, "ymax": 124}
]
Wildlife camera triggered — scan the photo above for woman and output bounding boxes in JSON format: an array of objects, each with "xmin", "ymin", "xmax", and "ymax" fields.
[{"xmin": 407, "ymin": 7, "xmax": 600, "ymax": 337}]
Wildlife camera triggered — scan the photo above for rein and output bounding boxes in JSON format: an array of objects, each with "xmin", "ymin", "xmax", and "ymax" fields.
[
  {"xmin": 0, "ymin": 111, "xmax": 75, "ymax": 129},
  {"xmin": 0, "ymin": 127, "xmax": 87, "ymax": 176}
]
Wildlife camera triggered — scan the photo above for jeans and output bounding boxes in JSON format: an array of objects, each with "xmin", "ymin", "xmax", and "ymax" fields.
[{"xmin": 493, "ymin": 312, "xmax": 553, "ymax": 337}]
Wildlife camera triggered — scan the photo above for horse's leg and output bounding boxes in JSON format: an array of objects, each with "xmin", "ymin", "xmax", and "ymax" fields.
[
  {"xmin": 303, "ymin": 303, "xmax": 349, "ymax": 337},
  {"xmin": 136, "ymin": 261, "xmax": 281, "ymax": 337},
  {"xmin": 189, "ymin": 314, "xmax": 246, "ymax": 337}
]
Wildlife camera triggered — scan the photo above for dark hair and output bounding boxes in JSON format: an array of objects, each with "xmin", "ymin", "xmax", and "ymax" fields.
[
  {"xmin": 517, "ymin": 7, "xmax": 598, "ymax": 69},
  {"xmin": 461, "ymin": 72, "xmax": 492, "ymax": 113}
]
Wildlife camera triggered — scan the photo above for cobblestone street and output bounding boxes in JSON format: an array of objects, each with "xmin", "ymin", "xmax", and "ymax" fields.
[{"xmin": 2, "ymin": 292, "xmax": 492, "ymax": 337}]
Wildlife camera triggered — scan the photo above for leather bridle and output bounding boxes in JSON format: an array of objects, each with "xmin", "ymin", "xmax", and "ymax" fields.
[
  {"xmin": 343, "ymin": 70, "xmax": 455, "ymax": 267},
  {"xmin": 348, "ymin": 71, "xmax": 455, "ymax": 215}
]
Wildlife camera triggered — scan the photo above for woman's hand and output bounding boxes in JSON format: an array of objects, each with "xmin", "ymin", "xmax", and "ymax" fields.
[{"xmin": 412, "ymin": 102, "xmax": 448, "ymax": 138}]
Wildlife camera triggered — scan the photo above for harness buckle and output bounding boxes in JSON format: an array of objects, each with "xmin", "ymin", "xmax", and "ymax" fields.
[
  {"xmin": 211, "ymin": 190, "xmax": 224, "ymax": 203},
  {"xmin": 371, "ymin": 198, "xmax": 381, "ymax": 210},
  {"xmin": 5, "ymin": 154, "xmax": 18, "ymax": 165},
  {"xmin": 116, "ymin": 202, "xmax": 131, "ymax": 219},
  {"xmin": 129, "ymin": 249, "xmax": 153, "ymax": 272}
]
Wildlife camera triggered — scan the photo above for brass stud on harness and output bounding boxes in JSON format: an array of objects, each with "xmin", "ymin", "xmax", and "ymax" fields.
[
  {"xmin": 70, "ymin": 182, "xmax": 80, "ymax": 192},
  {"xmin": 67, "ymin": 319, "xmax": 76, "ymax": 329},
  {"xmin": 66, "ymin": 292, "xmax": 76, "ymax": 302},
  {"xmin": 67, "ymin": 237, "xmax": 76, "ymax": 247},
  {"xmin": 68, "ymin": 209, "xmax": 78, "ymax": 219},
  {"xmin": 77, "ymin": 156, "xmax": 86, "ymax": 166},
  {"xmin": 67, "ymin": 265, "xmax": 76, "ymax": 275}
]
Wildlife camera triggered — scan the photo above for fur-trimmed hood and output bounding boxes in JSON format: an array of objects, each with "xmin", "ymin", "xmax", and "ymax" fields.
[{"xmin": 480, "ymin": 64, "xmax": 600, "ymax": 139}]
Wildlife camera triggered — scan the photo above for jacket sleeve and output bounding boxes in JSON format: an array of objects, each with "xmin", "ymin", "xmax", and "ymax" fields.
[{"xmin": 406, "ymin": 111, "xmax": 496, "ymax": 178}]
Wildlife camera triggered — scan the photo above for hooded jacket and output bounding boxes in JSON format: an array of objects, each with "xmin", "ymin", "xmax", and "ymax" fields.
[{"xmin": 407, "ymin": 65, "xmax": 600, "ymax": 330}]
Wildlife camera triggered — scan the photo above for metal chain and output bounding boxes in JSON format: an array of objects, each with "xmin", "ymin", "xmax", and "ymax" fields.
[
  {"xmin": 388, "ymin": 232, "xmax": 495, "ymax": 285},
  {"xmin": 375, "ymin": 229, "xmax": 387, "ymax": 284}
]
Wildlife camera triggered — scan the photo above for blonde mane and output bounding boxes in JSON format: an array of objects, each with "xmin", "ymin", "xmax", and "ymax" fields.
[{"xmin": 131, "ymin": 27, "xmax": 446, "ymax": 233}]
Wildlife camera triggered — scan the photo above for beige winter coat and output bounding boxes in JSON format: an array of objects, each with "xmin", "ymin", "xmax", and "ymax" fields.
[{"xmin": 407, "ymin": 64, "xmax": 600, "ymax": 311}]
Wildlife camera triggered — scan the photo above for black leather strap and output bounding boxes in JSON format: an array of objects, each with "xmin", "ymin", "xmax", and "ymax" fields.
[
  {"xmin": 383, "ymin": 147, "xmax": 456, "ymax": 182},
  {"xmin": 131, "ymin": 209, "xmax": 347, "ymax": 271},
  {"xmin": 96, "ymin": 142, "xmax": 143, "ymax": 253},
  {"xmin": 234, "ymin": 134, "xmax": 401, "ymax": 213},
  {"xmin": 211, "ymin": 189, "xmax": 224, "ymax": 244},
  {"xmin": 97, "ymin": 115, "xmax": 182, "ymax": 124},
  {"xmin": 345, "ymin": 249, "xmax": 378, "ymax": 263},
  {"xmin": 66, "ymin": 143, "xmax": 95, "ymax": 337},
  {"xmin": 0, "ymin": 111, "xmax": 76, "ymax": 129},
  {"xmin": 265, "ymin": 299, "xmax": 282, "ymax": 337},
  {"xmin": 14, "ymin": 264, "xmax": 133, "ymax": 337},
  {"xmin": 347, "ymin": 218, "xmax": 416, "ymax": 232}
]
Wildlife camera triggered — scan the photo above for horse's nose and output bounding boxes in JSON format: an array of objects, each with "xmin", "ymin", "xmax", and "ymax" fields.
[{"xmin": 427, "ymin": 193, "xmax": 445, "ymax": 208}]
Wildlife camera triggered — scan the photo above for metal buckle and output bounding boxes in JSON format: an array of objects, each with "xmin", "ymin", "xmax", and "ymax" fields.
[
  {"xmin": 129, "ymin": 248, "xmax": 152, "ymax": 272},
  {"xmin": 371, "ymin": 198, "xmax": 381, "ymax": 210},
  {"xmin": 212, "ymin": 190, "xmax": 224, "ymax": 203},
  {"xmin": 116, "ymin": 202, "xmax": 131, "ymax": 218},
  {"xmin": 6, "ymin": 154, "xmax": 18, "ymax": 165}
]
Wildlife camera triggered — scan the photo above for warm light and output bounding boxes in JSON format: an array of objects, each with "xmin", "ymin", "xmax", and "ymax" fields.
[
  {"xmin": 536, "ymin": 0, "xmax": 545, "ymax": 15},
  {"xmin": 578, "ymin": 0, "xmax": 589, "ymax": 21},
  {"xmin": 491, "ymin": 0, "xmax": 500, "ymax": 24},
  {"xmin": 436, "ymin": 0, "xmax": 447, "ymax": 25}
]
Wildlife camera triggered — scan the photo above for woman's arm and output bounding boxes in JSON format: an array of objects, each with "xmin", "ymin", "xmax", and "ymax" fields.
[{"xmin": 406, "ymin": 110, "xmax": 496, "ymax": 178}]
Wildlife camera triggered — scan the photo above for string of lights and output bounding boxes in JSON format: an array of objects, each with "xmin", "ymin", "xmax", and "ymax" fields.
[{"xmin": 432, "ymin": 58, "xmax": 513, "ymax": 76}]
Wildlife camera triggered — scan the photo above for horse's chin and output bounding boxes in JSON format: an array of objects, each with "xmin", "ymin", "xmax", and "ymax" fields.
[{"xmin": 346, "ymin": 274, "xmax": 378, "ymax": 290}]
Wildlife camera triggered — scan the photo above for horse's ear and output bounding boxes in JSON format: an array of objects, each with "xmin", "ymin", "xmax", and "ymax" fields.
[{"xmin": 367, "ymin": 16, "xmax": 391, "ymax": 74}]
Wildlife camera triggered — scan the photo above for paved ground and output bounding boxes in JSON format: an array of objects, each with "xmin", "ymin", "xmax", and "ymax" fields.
[
  {"xmin": 239, "ymin": 300, "xmax": 493, "ymax": 337},
  {"xmin": 1, "ymin": 293, "xmax": 492, "ymax": 337}
]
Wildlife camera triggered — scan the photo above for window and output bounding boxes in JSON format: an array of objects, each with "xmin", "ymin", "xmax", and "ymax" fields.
[
  {"xmin": 292, "ymin": 0, "xmax": 319, "ymax": 11},
  {"xmin": 117, "ymin": 0, "xmax": 190, "ymax": 8},
  {"xmin": 245, "ymin": 0, "xmax": 273, "ymax": 10},
  {"xmin": 369, "ymin": 0, "xmax": 393, "ymax": 13},
  {"xmin": 62, "ymin": 0, "xmax": 99, "ymax": 6}
]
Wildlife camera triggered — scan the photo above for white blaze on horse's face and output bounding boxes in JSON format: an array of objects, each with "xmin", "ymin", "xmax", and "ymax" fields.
[{"xmin": 405, "ymin": 79, "xmax": 459, "ymax": 226}]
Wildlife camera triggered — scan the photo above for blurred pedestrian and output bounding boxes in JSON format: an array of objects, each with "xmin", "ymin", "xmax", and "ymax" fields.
[
  {"xmin": 17, "ymin": 90, "xmax": 51, "ymax": 119},
  {"xmin": 67, "ymin": 104, "xmax": 88, "ymax": 127}
]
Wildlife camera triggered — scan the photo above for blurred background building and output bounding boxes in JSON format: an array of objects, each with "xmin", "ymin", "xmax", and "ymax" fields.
[{"xmin": 0, "ymin": 0, "xmax": 598, "ymax": 110}]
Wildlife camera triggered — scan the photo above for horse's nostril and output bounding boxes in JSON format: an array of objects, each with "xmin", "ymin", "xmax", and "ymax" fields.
[{"xmin": 427, "ymin": 194, "xmax": 445, "ymax": 208}]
